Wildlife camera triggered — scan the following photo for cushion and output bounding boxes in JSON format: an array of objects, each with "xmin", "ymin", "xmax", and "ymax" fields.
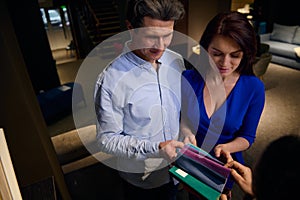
[
  {"xmin": 264, "ymin": 40, "xmax": 299, "ymax": 60},
  {"xmin": 270, "ymin": 23, "xmax": 298, "ymax": 43},
  {"xmin": 294, "ymin": 47, "xmax": 300, "ymax": 58},
  {"xmin": 292, "ymin": 27, "xmax": 300, "ymax": 45}
]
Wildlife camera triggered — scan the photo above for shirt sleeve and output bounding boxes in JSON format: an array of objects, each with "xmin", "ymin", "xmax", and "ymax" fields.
[{"xmin": 94, "ymin": 71, "xmax": 160, "ymax": 160}]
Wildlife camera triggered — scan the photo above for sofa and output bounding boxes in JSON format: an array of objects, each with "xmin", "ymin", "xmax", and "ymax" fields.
[{"xmin": 260, "ymin": 23, "xmax": 300, "ymax": 70}]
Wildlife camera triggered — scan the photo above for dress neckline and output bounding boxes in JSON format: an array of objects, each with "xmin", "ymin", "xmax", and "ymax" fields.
[{"xmin": 202, "ymin": 75, "xmax": 241, "ymax": 119}]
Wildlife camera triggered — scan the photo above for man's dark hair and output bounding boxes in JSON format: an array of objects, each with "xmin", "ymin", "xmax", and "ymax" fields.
[{"xmin": 126, "ymin": 0, "xmax": 185, "ymax": 28}]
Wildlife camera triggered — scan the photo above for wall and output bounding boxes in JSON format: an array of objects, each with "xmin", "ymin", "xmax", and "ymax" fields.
[
  {"xmin": 248, "ymin": 0, "xmax": 300, "ymax": 32},
  {"xmin": 0, "ymin": 0, "xmax": 70, "ymax": 199},
  {"xmin": 264, "ymin": 0, "xmax": 300, "ymax": 27},
  {"xmin": 231, "ymin": 0, "xmax": 254, "ymax": 11},
  {"xmin": 188, "ymin": 0, "xmax": 231, "ymax": 42},
  {"xmin": 6, "ymin": 0, "xmax": 61, "ymax": 94}
]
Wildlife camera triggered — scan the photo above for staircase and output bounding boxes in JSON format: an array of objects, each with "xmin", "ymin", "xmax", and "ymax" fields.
[
  {"xmin": 90, "ymin": 0, "xmax": 121, "ymax": 43},
  {"xmin": 78, "ymin": 0, "xmax": 124, "ymax": 59}
]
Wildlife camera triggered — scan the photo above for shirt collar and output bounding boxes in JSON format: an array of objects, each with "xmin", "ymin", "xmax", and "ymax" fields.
[{"xmin": 122, "ymin": 41, "xmax": 162, "ymax": 71}]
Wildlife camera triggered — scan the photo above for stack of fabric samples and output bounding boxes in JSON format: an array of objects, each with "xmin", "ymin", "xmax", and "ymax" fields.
[{"xmin": 169, "ymin": 144, "xmax": 231, "ymax": 200}]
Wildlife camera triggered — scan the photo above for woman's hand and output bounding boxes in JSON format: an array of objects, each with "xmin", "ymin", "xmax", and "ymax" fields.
[{"xmin": 214, "ymin": 144, "xmax": 233, "ymax": 163}]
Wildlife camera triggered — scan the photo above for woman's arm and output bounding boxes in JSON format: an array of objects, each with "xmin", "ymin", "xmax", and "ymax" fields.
[{"xmin": 214, "ymin": 137, "xmax": 250, "ymax": 157}]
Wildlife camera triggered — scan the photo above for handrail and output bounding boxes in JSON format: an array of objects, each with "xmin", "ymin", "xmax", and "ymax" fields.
[
  {"xmin": 78, "ymin": 0, "xmax": 121, "ymax": 44},
  {"xmin": 84, "ymin": 0, "xmax": 100, "ymax": 27},
  {"xmin": 79, "ymin": 0, "xmax": 101, "ymax": 43}
]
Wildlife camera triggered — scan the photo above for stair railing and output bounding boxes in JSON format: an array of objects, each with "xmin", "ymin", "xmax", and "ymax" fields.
[
  {"xmin": 79, "ymin": 0, "xmax": 102, "ymax": 43},
  {"xmin": 86, "ymin": 0, "xmax": 101, "ymax": 40}
]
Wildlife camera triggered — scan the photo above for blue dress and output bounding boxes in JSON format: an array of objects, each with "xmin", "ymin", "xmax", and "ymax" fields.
[{"xmin": 181, "ymin": 69, "xmax": 265, "ymax": 164}]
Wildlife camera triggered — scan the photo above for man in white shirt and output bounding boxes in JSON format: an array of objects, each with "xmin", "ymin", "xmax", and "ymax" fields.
[{"xmin": 94, "ymin": 0, "xmax": 188, "ymax": 199}]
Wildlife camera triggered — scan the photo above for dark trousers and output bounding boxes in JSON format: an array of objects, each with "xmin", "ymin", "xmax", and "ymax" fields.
[{"xmin": 121, "ymin": 178, "xmax": 177, "ymax": 200}]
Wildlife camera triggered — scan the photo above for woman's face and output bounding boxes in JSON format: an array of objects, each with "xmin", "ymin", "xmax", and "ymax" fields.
[{"xmin": 207, "ymin": 35, "xmax": 243, "ymax": 78}]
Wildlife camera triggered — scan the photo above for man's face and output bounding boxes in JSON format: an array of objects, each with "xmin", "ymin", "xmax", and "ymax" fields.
[{"xmin": 130, "ymin": 16, "xmax": 175, "ymax": 64}]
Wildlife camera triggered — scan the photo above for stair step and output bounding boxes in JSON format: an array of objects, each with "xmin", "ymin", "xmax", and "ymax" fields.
[
  {"xmin": 88, "ymin": 23, "xmax": 121, "ymax": 34},
  {"xmin": 92, "ymin": 6, "xmax": 118, "ymax": 13},
  {"xmin": 99, "ymin": 26, "xmax": 121, "ymax": 32},
  {"xmin": 97, "ymin": 15, "xmax": 119, "ymax": 21},
  {"xmin": 96, "ymin": 11, "xmax": 119, "ymax": 18},
  {"xmin": 77, "ymin": 0, "xmax": 123, "ymax": 56},
  {"xmin": 99, "ymin": 21, "xmax": 120, "ymax": 26},
  {"xmin": 89, "ymin": 1, "xmax": 116, "ymax": 8},
  {"xmin": 90, "ymin": 31, "xmax": 120, "ymax": 41},
  {"xmin": 101, "ymin": 32, "xmax": 120, "ymax": 38},
  {"xmin": 86, "ymin": 25, "xmax": 120, "ymax": 34}
]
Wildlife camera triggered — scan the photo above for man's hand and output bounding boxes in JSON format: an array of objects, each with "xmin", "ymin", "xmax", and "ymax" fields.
[
  {"xmin": 225, "ymin": 161, "xmax": 254, "ymax": 197},
  {"xmin": 159, "ymin": 140, "xmax": 184, "ymax": 161}
]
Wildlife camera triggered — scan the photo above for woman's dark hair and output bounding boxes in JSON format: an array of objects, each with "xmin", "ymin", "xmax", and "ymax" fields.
[
  {"xmin": 126, "ymin": 0, "xmax": 185, "ymax": 28},
  {"xmin": 253, "ymin": 134, "xmax": 300, "ymax": 200},
  {"xmin": 200, "ymin": 11, "xmax": 257, "ymax": 75}
]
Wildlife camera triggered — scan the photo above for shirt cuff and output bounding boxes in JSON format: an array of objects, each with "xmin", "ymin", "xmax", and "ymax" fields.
[{"xmin": 147, "ymin": 142, "xmax": 160, "ymax": 158}]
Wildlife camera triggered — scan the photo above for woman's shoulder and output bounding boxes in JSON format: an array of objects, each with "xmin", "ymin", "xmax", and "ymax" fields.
[
  {"xmin": 239, "ymin": 75, "xmax": 265, "ymax": 93},
  {"xmin": 240, "ymin": 75, "xmax": 264, "ymax": 86}
]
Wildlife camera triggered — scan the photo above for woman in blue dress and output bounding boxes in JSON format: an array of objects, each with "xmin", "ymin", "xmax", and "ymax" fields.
[{"xmin": 180, "ymin": 11, "xmax": 265, "ymax": 199}]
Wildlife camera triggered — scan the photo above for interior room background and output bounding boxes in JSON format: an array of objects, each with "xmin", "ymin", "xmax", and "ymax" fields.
[{"xmin": 1, "ymin": 0, "xmax": 299, "ymax": 199}]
